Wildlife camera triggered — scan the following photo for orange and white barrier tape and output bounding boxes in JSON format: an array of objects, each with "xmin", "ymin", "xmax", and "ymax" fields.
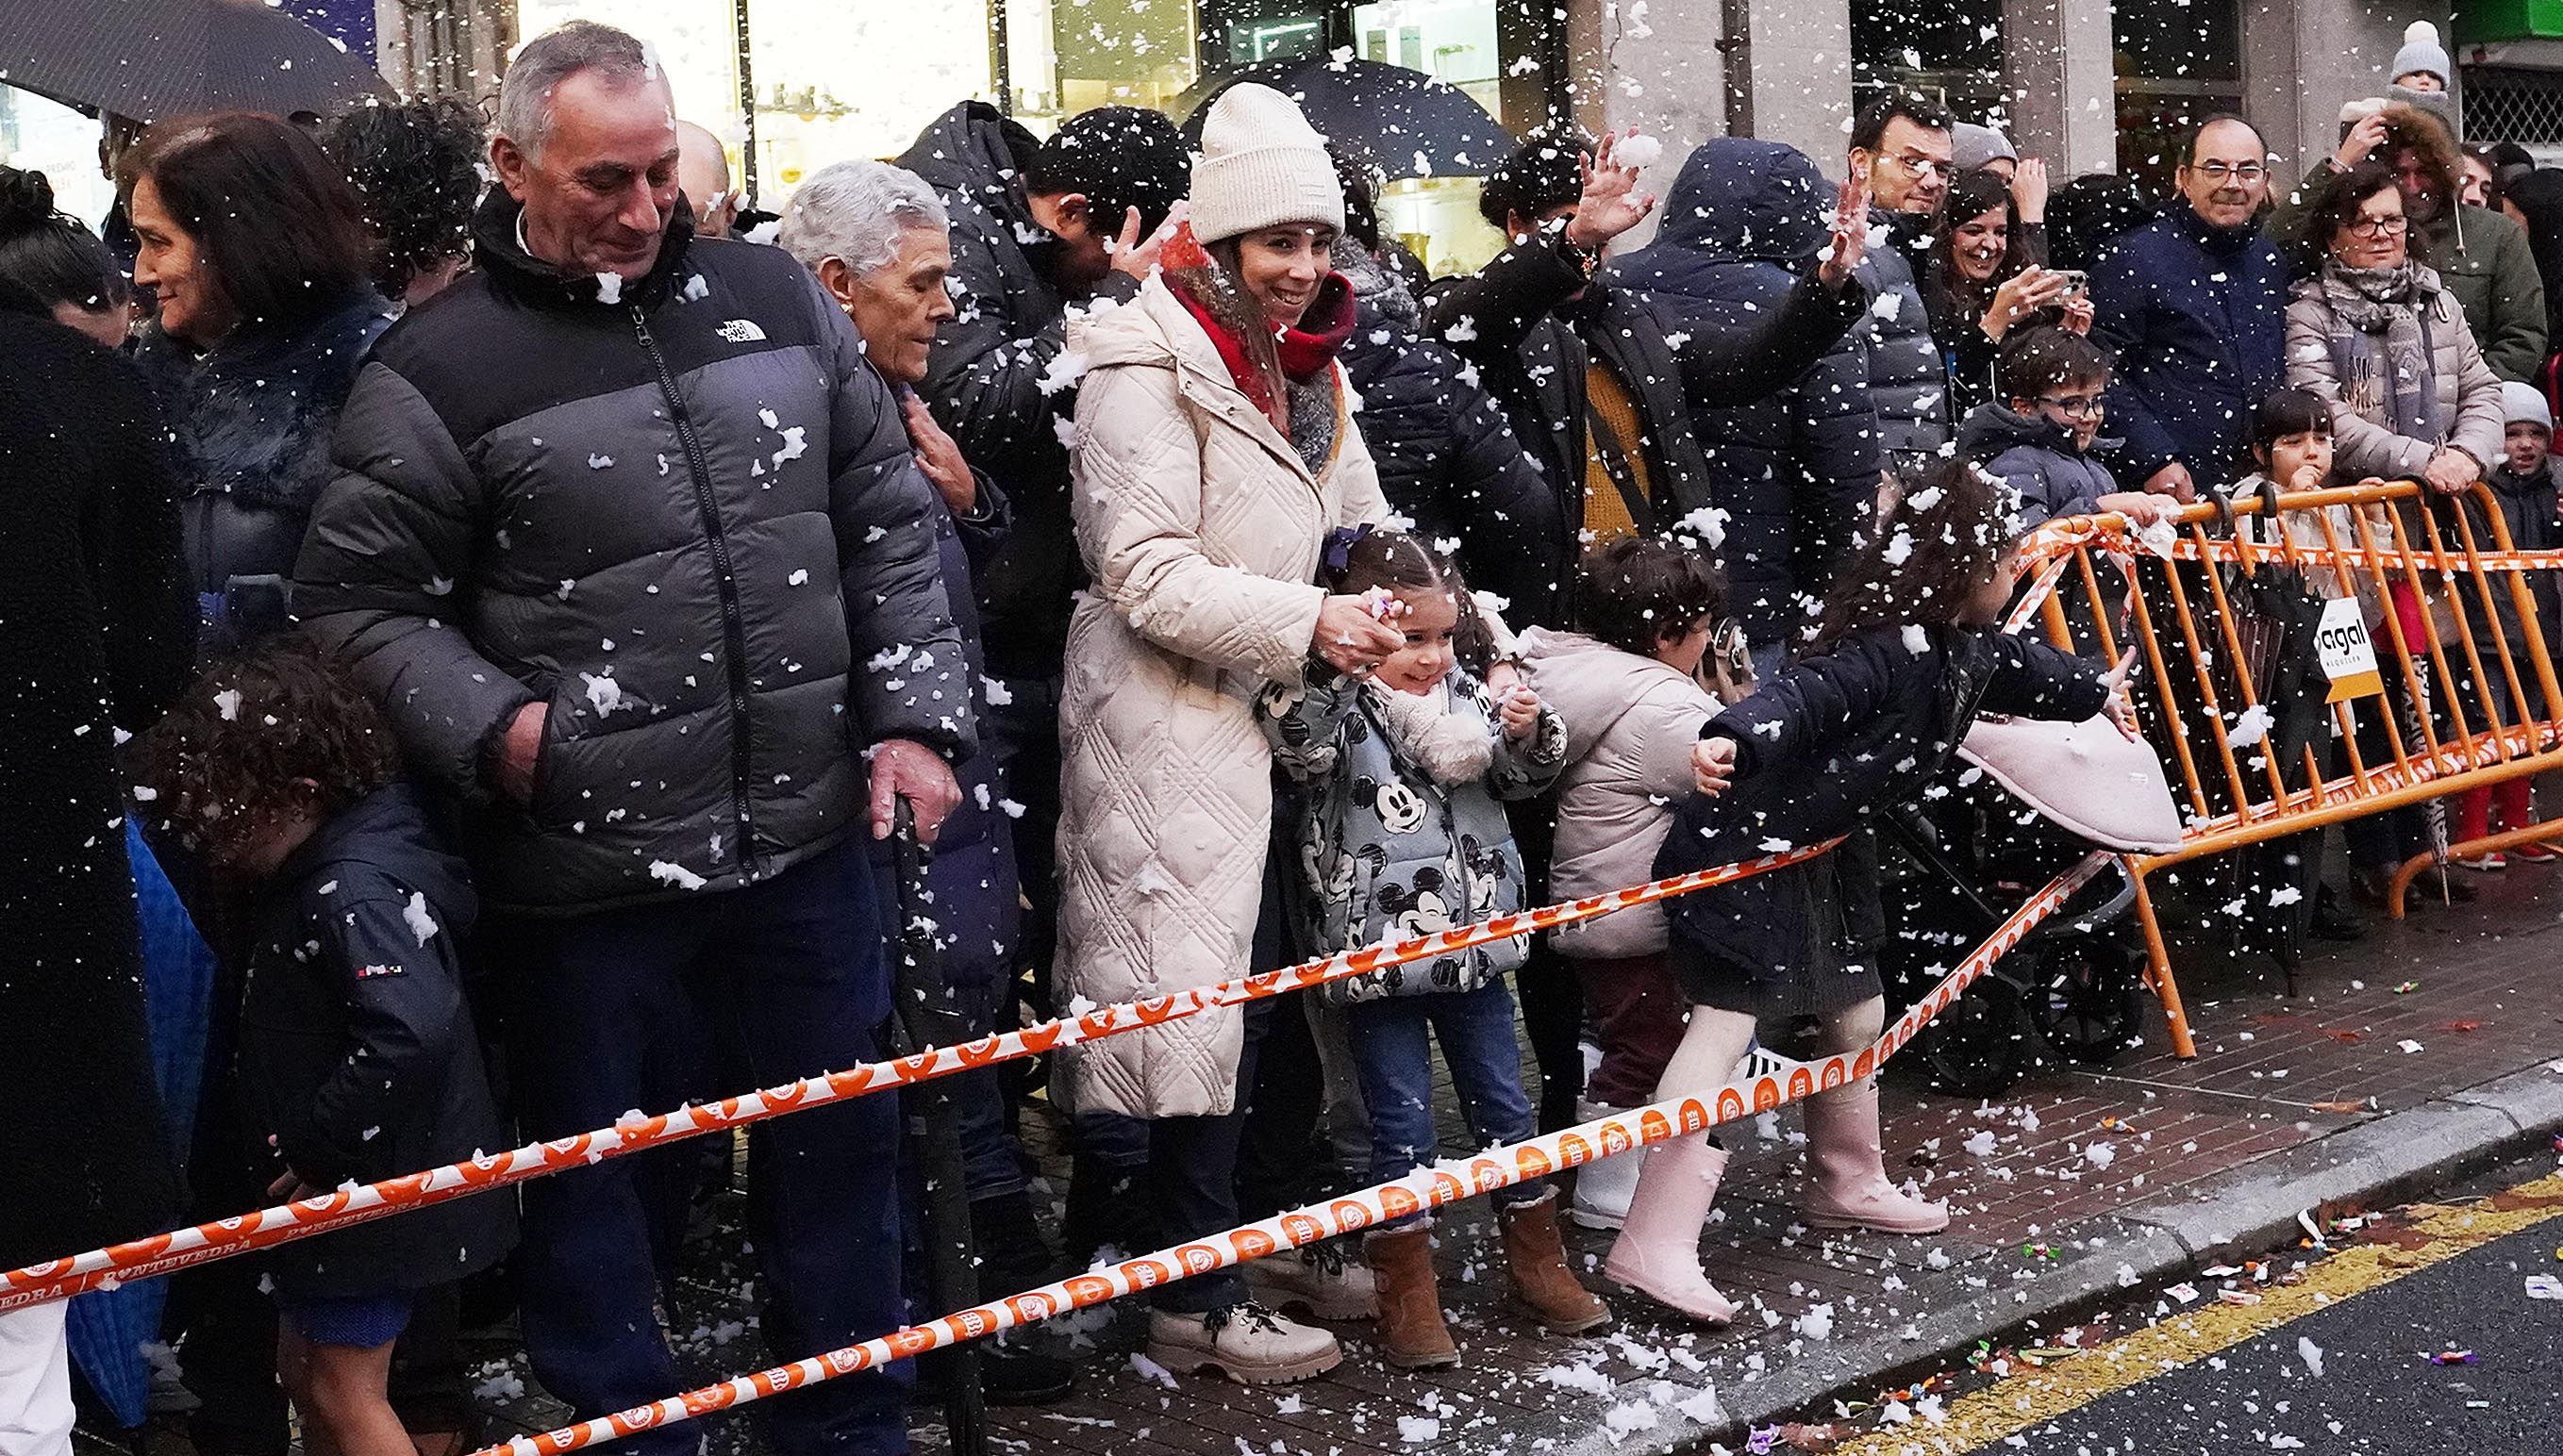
[
  {"xmin": 0, "ymin": 837, "xmax": 1844, "ymax": 1311},
  {"xmin": 466, "ymin": 852, "xmax": 2110, "ymax": 1456}
]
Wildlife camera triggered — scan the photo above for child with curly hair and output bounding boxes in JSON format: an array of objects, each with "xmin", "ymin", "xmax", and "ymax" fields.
[
  {"xmin": 1257, "ymin": 527, "xmax": 1608, "ymax": 1366},
  {"xmin": 1607, "ymin": 460, "xmax": 2135, "ymax": 1325},
  {"xmin": 132, "ymin": 636, "xmax": 512, "ymax": 1456}
]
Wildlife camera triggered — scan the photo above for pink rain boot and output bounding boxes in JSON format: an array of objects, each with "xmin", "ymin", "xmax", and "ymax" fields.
[
  {"xmin": 1800, "ymin": 1080, "xmax": 1949, "ymax": 1234},
  {"xmin": 1602, "ymin": 1135, "xmax": 1737, "ymax": 1325}
]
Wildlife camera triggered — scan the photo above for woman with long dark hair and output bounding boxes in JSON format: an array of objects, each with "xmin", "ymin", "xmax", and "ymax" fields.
[
  {"xmin": 1054, "ymin": 82, "xmax": 1399, "ymax": 1385},
  {"xmin": 126, "ymin": 111, "xmax": 389, "ymax": 658},
  {"xmin": 1925, "ymin": 167, "xmax": 2092, "ymax": 416}
]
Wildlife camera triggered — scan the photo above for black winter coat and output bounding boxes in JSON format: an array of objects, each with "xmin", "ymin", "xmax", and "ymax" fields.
[
  {"xmin": 0, "ymin": 310, "xmax": 195, "ymax": 1271},
  {"xmin": 131, "ymin": 290, "xmax": 391, "ymax": 656},
  {"xmin": 1615, "ymin": 140, "xmax": 1883, "ymax": 651},
  {"xmin": 296, "ymin": 193, "xmax": 973, "ymax": 914},
  {"xmin": 1419, "ymin": 213, "xmax": 1868, "ymax": 628},
  {"xmin": 1854, "ymin": 211, "xmax": 1951, "ymax": 456},
  {"xmin": 239, "ymin": 785, "xmax": 515, "ymax": 1299},
  {"xmin": 1333, "ymin": 244, "xmax": 1553, "ymax": 620},
  {"xmin": 897, "ymin": 103, "xmax": 1140, "ymax": 679},
  {"xmin": 1655, "ymin": 625, "xmax": 2106, "ymax": 978}
]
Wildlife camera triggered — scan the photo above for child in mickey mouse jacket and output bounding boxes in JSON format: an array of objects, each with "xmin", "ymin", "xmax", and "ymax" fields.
[{"xmin": 1257, "ymin": 527, "xmax": 1609, "ymax": 1370}]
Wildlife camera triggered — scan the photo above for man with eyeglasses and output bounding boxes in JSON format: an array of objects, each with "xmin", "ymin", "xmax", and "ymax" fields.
[
  {"xmin": 2276, "ymin": 102, "xmax": 2547, "ymax": 383},
  {"xmin": 2088, "ymin": 112, "xmax": 2289, "ymax": 503},
  {"xmin": 1845, "ymin": 91, "xmax": 1957, "ymax": 466}
]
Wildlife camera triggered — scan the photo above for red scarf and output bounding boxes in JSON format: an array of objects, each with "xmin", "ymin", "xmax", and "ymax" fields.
[{"xmin": 1163, "ymin": 225, "xmax": 1356, "ymax": 418}]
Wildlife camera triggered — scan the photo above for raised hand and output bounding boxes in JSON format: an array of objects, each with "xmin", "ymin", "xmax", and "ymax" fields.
[{"xmin": 1564, "ymin": 127, "xmax": 1656, "ymax": 252}]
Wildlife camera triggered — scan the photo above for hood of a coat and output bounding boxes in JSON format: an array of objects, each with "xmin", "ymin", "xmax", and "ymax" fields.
[
  {"xmin": 471, "ymin": 187, "xmax": 699, "ymax": 309},
  {"xmin": 1645, "ymin": 138, "xmax": 1833, "ymax": 265},
  {"xmin": 895, "ymin": 101, "xmax": 1060, "ymax": 273},
  {"xmin": 1519, "ymin": 626, "xmax": 1679, "ymax": 766},
  {"xmin": 1956, "ymin": 402, "xmax": 2122, "ymax": 460},
  {"xmin": 1334, "ymin": 235, "xmax": 1421, "ymax": 330},
  {"xmin": 275, "ymin": 783, "xmax": 479, "ymax": 941}
]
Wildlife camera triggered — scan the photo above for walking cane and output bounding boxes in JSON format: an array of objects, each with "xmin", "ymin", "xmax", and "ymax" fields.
[{"xmin": 890, "ymin": 797, "xmax": 988, "ymax": 1456}]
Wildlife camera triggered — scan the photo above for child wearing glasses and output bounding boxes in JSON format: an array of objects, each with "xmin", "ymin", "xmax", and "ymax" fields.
[
  {"xmin": 1957, "ymin": 325, "xmax": 2181, "ymax": 529},
  {"xmin": 1517, "ymin": 537, "xmax": 1756, "ymax": 1233}
]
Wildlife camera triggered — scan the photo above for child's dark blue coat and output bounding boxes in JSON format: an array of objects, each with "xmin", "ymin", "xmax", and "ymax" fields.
[
  {"xmin": 1654, "ymin": 624, "xmax": 2107, "ymax": 981},
  {"xmin": 239, "ymin": 783, "xmax": 515, "ymax": 1301}
]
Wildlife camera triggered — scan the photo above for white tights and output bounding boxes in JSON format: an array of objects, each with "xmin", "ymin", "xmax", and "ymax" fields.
[{"xmin": 1648, "ymin": 994, "xmax": 1890, "ymax": 1102}]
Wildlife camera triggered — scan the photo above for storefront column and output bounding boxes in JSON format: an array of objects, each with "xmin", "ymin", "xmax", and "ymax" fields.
[
  {"xmin": 1565, "ymin": 0, "xmax": 1850, "ymax": 250},
  {"xmin": 1562, "ymin": 0, "xmax": 1728, "ymax": 250},
  {"xmin": 2001, "ymin": 0, "xmax": 2114, "ymax": 173}
]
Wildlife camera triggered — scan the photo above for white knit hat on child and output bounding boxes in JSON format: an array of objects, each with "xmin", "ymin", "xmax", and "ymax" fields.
[
  {"xmin": 1188, "ymin": 82, "xmax": 1347, "ymax": 245},
  {"xmin": 2391, "ymin": 21, "xmax": 2451, "ymax": 87},
  {"xmin": 2500, "ymin": 380, "xmax": 2553, "ymax": 433}
]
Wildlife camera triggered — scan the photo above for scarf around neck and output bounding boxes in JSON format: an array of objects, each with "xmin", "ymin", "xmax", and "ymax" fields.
[
  {"xmin": 1166, "ymin": 228, "xmax": 1357, "ymax": 472},
  {"xmin": 2318, "ymin": 256, "xmax": 2442, "ymax": 447}
]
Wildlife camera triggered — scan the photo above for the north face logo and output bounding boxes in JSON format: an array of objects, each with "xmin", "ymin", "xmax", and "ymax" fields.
[{"xmin": 717, "ymin": 319, "xmax": 767, "ymax": 344}]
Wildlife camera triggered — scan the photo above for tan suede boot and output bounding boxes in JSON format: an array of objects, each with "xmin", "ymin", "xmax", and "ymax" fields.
[
  {"xmin": 1497, "ymin": 1187, "xmax": 1612, "ymax": 1334},
  {"xmin": 1362, "ymin": 1224, "xmax": 1459, "ymax": 1368}
]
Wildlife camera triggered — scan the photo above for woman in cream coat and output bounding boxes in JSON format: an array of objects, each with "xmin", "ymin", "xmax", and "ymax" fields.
[{"xmin": 1055, "ymin": 83, "xmax": 1398, "ymax": 1384}]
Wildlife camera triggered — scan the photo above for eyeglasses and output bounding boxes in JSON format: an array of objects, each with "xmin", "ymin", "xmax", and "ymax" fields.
[
  {"xmin": 2347, "ymin": 213, "xmax": 2409, "ymax": 237},
  {"xmin": 2036, "ymin": 393, "xmax": 2107, "ymax": 421},
  {"xmin": 1881, "ymin": 153, "xmax": 1953, "ymax": 180},
  {"xmin": 2189, "ymin": 160, "xmax": 2269, "ymax": 183}
]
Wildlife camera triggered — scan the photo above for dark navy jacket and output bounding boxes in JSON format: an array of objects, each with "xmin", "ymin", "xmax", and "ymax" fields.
[
  {"xmin": 1615, "ymin": 139, "xmax": 1883, "ymax": 651},
  {"xmin": 239, "ymin": 784, "xmax": 515, "ymax": 1300},
  {"xmin": 2088, "ymin": 201, "xmax": 2288, "ymax": 487}
]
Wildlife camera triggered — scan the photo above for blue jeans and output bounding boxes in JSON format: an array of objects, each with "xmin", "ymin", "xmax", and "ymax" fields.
[
  {"xmin": 494, "ymin": 839, "xmax": 908, "ymax": 1456},
  {"xmin": 1342, "ymin": 980, "xmax": 1542, "ymax": 1230}
]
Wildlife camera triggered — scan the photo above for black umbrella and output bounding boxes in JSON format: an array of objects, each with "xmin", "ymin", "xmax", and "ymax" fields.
[
  {"xmin": 1, "ymin": 0, "xmax": 391, "ymax": 124},
  {"xmin": 1178, "ymin": 57, "xmax": 1516, "ymax": 180}
]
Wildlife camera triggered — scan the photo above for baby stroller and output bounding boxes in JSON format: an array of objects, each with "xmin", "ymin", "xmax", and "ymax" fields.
[{"xmin": 1876, "ymin": 711, "xmax": 2185, "ymax": 1097}]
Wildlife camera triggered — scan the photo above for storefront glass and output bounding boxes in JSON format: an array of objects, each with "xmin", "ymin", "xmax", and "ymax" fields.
[{"xmin": 0, "ymin": 85, "xmax": 117, "ymax": 229}]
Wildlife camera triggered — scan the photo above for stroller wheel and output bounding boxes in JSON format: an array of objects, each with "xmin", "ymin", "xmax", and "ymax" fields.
[
  {"xmin": 1915, "ymin": 979, "xmax": 2033, "ymax": 1098},
  {"xmin": 2028, "ymin": 937, "xmax": 2146, "ymax": 1064}
]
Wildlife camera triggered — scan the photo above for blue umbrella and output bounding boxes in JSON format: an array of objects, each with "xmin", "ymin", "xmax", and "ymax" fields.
[{"xmin": 1178, "ymin": 57, "xmax": 1517, "ymax": 179}]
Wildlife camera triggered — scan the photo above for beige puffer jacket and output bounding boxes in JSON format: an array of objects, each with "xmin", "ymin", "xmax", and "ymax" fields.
[
  {"xmin": 1054, "ymin": 277, "xmax": 1387, "ymax": 1119},
  {"xmin": 1520, "ymin": 627, "xmax": 1721, "ymax": 962},
  {"xmin": 2284, "ymin": 264, "xmax": 2504, "ymax": 484}
]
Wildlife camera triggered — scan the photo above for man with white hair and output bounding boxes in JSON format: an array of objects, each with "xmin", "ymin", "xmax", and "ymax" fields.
[
  {"xmin": 297, "ymin": 21, "xmax": 971, "ymax": 1455},
  {"xmin": 778, "ymin": 161, "xmax": 1078, "ymax": 1405}
]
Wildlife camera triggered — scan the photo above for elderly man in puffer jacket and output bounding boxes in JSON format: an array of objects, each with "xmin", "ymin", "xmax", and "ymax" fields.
[{"xmin": 294, "ymin": 23, "xmax": 969, "ymax": 1456}]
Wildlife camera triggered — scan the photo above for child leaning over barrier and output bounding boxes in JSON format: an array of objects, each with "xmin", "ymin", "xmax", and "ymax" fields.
[
  {"xmin": 132, "ymin": 637, "xmax": 513, "ymax": 1456},
  {"xmin": 1257, "ymin": 527, "xmax": 1610, "ymax": 1367},
  {"xmin": 1609, "ymin": 458, "xmax": 2137, "ymax": 1326},
  {"xmin": 1956, "ymin": 324, "xmax": 2179, "ymax": 531}
]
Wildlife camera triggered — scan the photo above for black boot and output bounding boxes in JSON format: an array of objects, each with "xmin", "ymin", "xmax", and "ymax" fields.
[
  {"xmin": 1060, "ymin": 1152, "xmax": 1152, "ymax": 1268},
  {"xmin": 2309, "ymin": 884, "xmax": 2365, "ymax": 942},
  {"xmin": 971, "ymin": 1188, "xmax": 1058, "ymax": 1295}
]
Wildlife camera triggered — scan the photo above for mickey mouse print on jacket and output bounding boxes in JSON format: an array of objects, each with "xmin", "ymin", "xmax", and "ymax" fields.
[{"xmin": 1260, "ymin": 666, "xmax": 1567, "ymax": 1003}]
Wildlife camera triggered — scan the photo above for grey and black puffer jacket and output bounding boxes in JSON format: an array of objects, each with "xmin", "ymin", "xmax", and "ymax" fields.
[
  {"xmin": 296, "ymin": 192, "xmax": 974, "ymax": 914},
  {"xmin": 1853, "ymin": 210, "xmax": 1952, "ymax": 458}
]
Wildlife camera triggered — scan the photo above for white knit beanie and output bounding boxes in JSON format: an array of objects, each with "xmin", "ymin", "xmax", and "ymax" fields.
[
  {"xmin": 1189, "ymin": 83, "xmax": 1346, "ymax": 245},
  {"xmin": 2501, "ymin": 380, "xmax": 2552, "ymax": 432},
  {"xmin": 2391, "ymin": 21, "xmax": 2451, "ymax": 87}
]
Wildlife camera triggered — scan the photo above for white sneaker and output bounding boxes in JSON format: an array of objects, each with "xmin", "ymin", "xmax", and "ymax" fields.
[
  {"xmin": 1145, "ymin": 1302, "xmax": 1342, "ymax": 1385},
  {"xmin": 1240, "ymin": 1240, "xmax": 1378, "ymax": 1319}
]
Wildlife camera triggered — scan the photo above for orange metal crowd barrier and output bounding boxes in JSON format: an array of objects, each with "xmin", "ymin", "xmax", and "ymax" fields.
[{"xmin": 2008, "ymin": 479, "xmax": 2563, "ymax": 1057}]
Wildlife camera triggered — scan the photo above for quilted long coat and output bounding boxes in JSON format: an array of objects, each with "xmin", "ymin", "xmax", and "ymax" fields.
[{"xmin": 1055, "ymin": 277, "xmax": 1387, "ymax": 1118}]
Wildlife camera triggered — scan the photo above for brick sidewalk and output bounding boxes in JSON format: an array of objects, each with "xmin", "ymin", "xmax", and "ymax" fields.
[{"xmin": 435, "ymin": 865, "xmax": 2563, "ymax": 1456}]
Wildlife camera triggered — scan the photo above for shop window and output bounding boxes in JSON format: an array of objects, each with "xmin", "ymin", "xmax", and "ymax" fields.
[
  {"xmin": 2111, "ymin": 0, "xmax": 2242, "ymax": 190},
  {"xmin": 1852, "ymin": 0, "xmax": 2005, "ymax": 127}
]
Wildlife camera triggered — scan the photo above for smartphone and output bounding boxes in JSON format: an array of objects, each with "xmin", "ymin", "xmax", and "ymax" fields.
[{"xmin": 2053, "ymin": 269, "xmax": 2089, "ymax": 303}]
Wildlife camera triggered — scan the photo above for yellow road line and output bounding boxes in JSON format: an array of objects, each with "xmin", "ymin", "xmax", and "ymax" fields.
[{"xmin": 1825, "ymin": 1172, "xmax": 2563, "ymax": 1455}]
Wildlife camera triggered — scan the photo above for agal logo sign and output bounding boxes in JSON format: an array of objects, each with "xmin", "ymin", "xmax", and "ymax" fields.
[{"xmin": 2317, "ymin": 598, "xmax": 2385, "ymax": 702}]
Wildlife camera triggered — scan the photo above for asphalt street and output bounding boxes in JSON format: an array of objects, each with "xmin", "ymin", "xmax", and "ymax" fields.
[{"xmin": 1817, "ymin": 1169, "xmax": 2563, "ymax": 1455}]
